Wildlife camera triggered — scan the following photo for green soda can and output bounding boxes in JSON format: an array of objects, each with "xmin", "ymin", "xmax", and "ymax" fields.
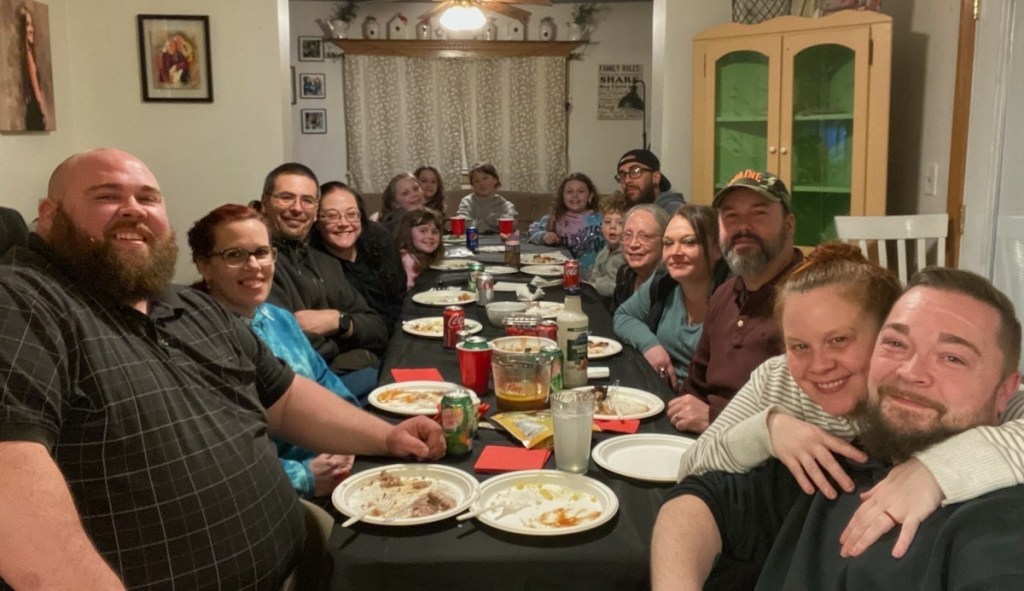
[
  {"xmin": 441, "ymin": 388, "xmax": 474, "ymax": 455},
  {"xmin": 467, "ymin": 262, "xmax": 485, "ymax": 293},
  {"xmin": 541, "ymin": 344, "xmax": 564, "ymax": 393}
]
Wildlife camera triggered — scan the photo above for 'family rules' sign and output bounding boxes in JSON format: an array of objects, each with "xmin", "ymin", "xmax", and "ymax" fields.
[{"xmin": 598, "ymin": 64, "xmax": 643, "ymax": 121}]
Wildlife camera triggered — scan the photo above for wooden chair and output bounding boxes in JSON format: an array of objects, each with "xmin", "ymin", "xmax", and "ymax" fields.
[{"xmin": 834, "ymin": 213, "xmax": 949, "ymax": 284}]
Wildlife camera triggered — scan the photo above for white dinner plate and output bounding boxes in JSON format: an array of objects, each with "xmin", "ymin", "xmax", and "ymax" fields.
[
  {"xmin": 332, "ymin": 464, "xmax": 479, "ymax": 526},
  {"xmin": 411, "ymin": 289, "xmax": 478, "ymax": 306},
  {"xmin": 476, "ymin": 245, "xmax": 505, "ymax": 253},
  {"xmin": 484, "ymin": 265, "xmax": 518, "ymax": 275},
  {"xmin": 572, "ymin": 386, "xmax": 665, "ymax": 421},
  {"xmin": 524, "ymin": 301, "xmax": 564, "ymax": 319},
  {"xmin": 587, "ymin": 336, "xmax": 623, "ymax": 359},
  {"xmin": 402, "ymin": 317, "xmax": 483, "ymax": 339},
  {"xmin": 521, "ymin": 265, "xmax": 564, "ymax": 278},
  {"xmin": 442, "ymin": 235, "xmax": 464, "ymax": 244},
  {"xmin": 520, "ymin": 253, "xmax": 568, "ymax": 265},
  {"xmin": 591, "ymin": 434, "xmax": 695, "ymax": 483},
  {"xmin": 470, "ymin": 470, "xmax": 618, "ymax": 536},
  {"xmin": 431, "ymin": 259, "xmax": 473, "ymax": 271},
  {"xmin": 367, "ymin": 380, "xmax": 478, "ymax": 415}
]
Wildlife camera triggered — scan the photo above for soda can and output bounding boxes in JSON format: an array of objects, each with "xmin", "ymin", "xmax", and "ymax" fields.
[
  {"xmin": 441, "ymin": 389, "xmax": 474, "ymax": 455},
  {"xmin": 476, "ymin": 272, "xmax": 495, "ymax": 307},
  {"xmin": 563, "ymin": 260, "xmax": 580, "ymax": 293},
  {"xmin": 541, "ymin": 345, "xmax": 564, "ymax": 392},
  {"xmin": 537, "ymin": 319, "xmax": 558, "ymax": 341},
  {"xmin": 467, "ymin": 261, "xmax": 485, "ymax": 293},
  {"xmin": 466, "ymin": 226, "xmax": 479, "ymax": 252},
  {"xmin": 443, "ymin": 305, "xmax": 465, "ymax": 349}
]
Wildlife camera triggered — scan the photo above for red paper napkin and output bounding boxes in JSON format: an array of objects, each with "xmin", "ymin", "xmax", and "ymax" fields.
[
  {"xmin": 474, "ymin": 445, "xmax": 551, "ymax": 474},
  {"xmin": 391, "ymin": 368, "xmax": 445, "ymax": 382},
  {"xmin": 594, "ymin": 419, "xmax": 641, "ymax": 434}
]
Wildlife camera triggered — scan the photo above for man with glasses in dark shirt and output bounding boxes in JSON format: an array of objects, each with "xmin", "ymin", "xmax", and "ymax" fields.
[
  {"xmin": 615, "ymin": 148, "xmax": 686, "ymax": 215},
  {"xmin": 261, "ymin": 163, "xmax": 388, "ymax": 402}
]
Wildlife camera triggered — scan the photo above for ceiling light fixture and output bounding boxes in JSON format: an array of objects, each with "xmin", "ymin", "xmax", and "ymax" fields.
[{"xmin": 439, "ymin": 1, "xmax": 487, "ymax": 31}]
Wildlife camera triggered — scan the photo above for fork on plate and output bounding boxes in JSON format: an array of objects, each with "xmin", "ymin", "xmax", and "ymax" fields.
[{"xmin": 342, "ymin": 495, "xmax": 395, "ymax": 528}]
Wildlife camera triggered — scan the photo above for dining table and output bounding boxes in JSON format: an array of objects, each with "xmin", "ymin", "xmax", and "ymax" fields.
[{"xmin": 326, "ymin": 237, "xmax": 695, "ymax": 591}]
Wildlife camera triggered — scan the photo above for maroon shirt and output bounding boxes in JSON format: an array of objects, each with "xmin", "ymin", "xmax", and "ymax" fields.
[{"xmin": 682, "ymin": 248, "xmax": 804, "ymax": 421}]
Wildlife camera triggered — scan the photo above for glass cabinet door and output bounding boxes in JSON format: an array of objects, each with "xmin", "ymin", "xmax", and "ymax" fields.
[{"xmin": 713, "ymin": 50, "xmax": 771, "ymax": 192}]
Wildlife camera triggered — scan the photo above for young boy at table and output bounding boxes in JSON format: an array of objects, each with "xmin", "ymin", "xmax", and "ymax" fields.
[
  {"xmin": 455, "ymin": 161, "xmax": 517, "ymax": 234},
  {"xmin": 587, "ymin": 191, "xmax": 627, "ymax": 298}
]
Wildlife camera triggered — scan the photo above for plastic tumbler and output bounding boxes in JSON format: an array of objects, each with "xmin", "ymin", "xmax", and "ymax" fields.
[
  {"xmin": 450, "ymin": 216, "xmax": 467, "ymax": 236},
  {"xmin": 550, "ymin": 389, "xmax": 596, "ymax": 474},
  {"xmin": 456, "ymin": 338, "xmax": 493, "ymax": 395},
  {"xmin": 498, "ymin": 216, "xmax": 516, "ymax": 235}
]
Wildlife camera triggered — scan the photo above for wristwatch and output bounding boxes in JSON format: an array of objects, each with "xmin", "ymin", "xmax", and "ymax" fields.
[{"xmin": 338, "ymin": 311, "xmax": 353, "ymax": 335}]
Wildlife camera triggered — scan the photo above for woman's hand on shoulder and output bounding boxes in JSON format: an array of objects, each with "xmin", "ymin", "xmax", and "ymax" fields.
[{"xmin": 767, "ymin": 410, "xmax": 866, "ymax": 499}]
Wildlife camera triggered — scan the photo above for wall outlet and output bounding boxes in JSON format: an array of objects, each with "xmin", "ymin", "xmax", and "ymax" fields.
[{"xmin": 924, "ymin": 162, "xmax": 939, "ymax": 196}]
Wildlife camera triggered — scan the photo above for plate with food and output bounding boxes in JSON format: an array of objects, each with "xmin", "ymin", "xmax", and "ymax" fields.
[
  {"xmin": 484, "ymin": 265, "xmax": 518, "ymax": 275},
  {"xmin": 520, "ymin": 252, "xmax": 568, "ymax": 265},
  {"xmin": 524, "ymin": 301, "xmax": 564, "ymax": 319},
  {"xmin": 411, "ymin": 289, "xmax": 478, "ymax": 307},
  {"xmin": 591, "ymin": 434, "xmax": 694, "ymax": 483},
  {"xmin": 332, "ymin": 464, "xmax": 479, "ymax": 526},
  {"xmin": 468, "ymin": 469, "xmax": 618, "ymax": 536},
  {"xmin": 403, "ymin": 317, "xmax": 483, "ymax": 339},
  {"xmin": 442, "ymin": 235, "xmax": 464, "ymax": 244},
  {"xmin": 430, "ymin": 259, "xmax": 474, "ymax": 271},
  {"xmin": 572, "ymin": 385, "xmax": 665, "ymax": 421},
  {"xmin": 368, "ymin": 380, "xmax": 479, "ymax": 415},
  {"xmin": 520, "ymin": 265, "xmax": 564, "ymax": 278},
  {"xmin": 587, "ymin": 336, "xmax": 623, "ymax": 359}
]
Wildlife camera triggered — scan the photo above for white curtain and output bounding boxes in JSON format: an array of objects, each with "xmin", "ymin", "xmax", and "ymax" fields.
[{"xmin": 343, "ymin": 55, "xmax": 567, "ymax": 194}]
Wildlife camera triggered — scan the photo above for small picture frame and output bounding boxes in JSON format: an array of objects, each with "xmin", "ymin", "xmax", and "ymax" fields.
[
  {"xmin": 298, "ymin": 36, "xmax": 323, "ymax": 62},
  {"xmin": 301, "ymin": 108, "xmax": 327, "ymax": 134},
  {"xmin": 299, "ymin": 73, "xmax": 326, "ymax": 99},
  {"xmin": 137, "ymin": 14, "xmax": 213, "ymax": 102}
]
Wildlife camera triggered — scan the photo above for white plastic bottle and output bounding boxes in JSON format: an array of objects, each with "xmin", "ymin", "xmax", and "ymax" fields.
[{"xmin": 556, "ymin": 290, "xmax": 589, "ymax": 388}]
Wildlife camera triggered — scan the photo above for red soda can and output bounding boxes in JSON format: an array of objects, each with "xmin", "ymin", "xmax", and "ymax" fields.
[
  {"xmin": 537, "ymin": 319, "xmax": 558, "ymax": 341},
  {"xmin": 443, "ymin": 305, "xmax": 464, "ymax": 349},
  {"xmin": 563, "ymin": 260, "xmax": 580, "ymax": 292}
]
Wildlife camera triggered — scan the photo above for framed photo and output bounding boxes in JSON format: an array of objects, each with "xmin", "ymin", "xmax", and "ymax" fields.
[
  {"xmin": 0, "ymin": 0, "xmax": 57, "ymax": 132},
  {"xmin": 298, "ymin": 36, "xmax": 323, "ymax": 62},
  {"xmin": 299, "ymin": 73, "xmax": 326, "ymax": 99},
  {"xmin": 137, "ymin": 14, "xmax": 213, "ymax": 102},
  {"xmin": 301, "ymin": 108, "xmax": 327, "ymax": 134}
]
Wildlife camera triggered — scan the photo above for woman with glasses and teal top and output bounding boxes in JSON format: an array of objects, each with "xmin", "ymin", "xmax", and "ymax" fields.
[
  {"xmin": 312, "ymin": 181, "xmax": 407, "ymax": 332},
  {"xmin": 188, "ymin": 204, "xmax": 358, "ymax": 498},
  {"xmin": 614, "ymin": 205, "xmax": 729, "ymax": 388}
]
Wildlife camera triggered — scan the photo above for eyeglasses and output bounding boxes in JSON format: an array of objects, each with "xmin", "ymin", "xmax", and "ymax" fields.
[
  {"xmin": 622, "ymin": 231, "xmax": 661, "ymax": 246},
  {"xmin": 206, "ymin": 246, "xmax": 277, "ymax": 268},
  {"xmin": 614, "ymin": 165, "xmax": 654, "ymax": 183},
  {"xmin": 320, "ymin": 209, "xmax": 361, "ymax": 224},
  {"xmin": 270, "ymin": 192, "xmax": 319, "ymax": 208}
]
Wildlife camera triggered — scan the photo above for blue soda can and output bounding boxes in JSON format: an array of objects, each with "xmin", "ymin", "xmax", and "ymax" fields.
[{"xmin": 466, "ymin": 226, "xmax": 479, "ymax": 252}]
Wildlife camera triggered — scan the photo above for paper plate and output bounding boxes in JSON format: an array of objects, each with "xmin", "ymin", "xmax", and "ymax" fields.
[
  {"xmin": 520, "ymin": 253, "xmax": 568, "ymax": 265},
  {"xmin": 431, "ymin": 259, "xmax": 474, "ymax": 271},
  {"xmin": 521, "ymin": 265, "xmax": 563, "ymax": 278},
  {"xmin": 587, "ymin": 336, "xmax": 623, "ymax": 359},
  {"xmin": 332, "ymin": 464, "xmax": 479, "ymax": 526},
  {"xmin": 485, "ymin": 265, "xmax": 518, "ymax": 275},
  {"xmin": 572, "ymin": 386, "xmax": 665, "ymax": 421},
  {"xmin": 591, "ymin": 434, "xmax": 694, "ymax": 483},
  {"xmin": 442, "ymin": 235, "xmax": 464, "ymax": 244},
  {"xmin": 476, "ymin": 245, "xmax": 505, "ymax": 253},
  {"xmin": 524, "ymin": 301, "xmax": 564, "ymax": 319},
  {"xmin": 470, "ymin": 470, "xmax": 618, "ymax": 536},
  {"xmin": 367, "ymin": 380, "xmax": 478, "ymax": 415},
  {"xmin": 411, "ymin": 290, "xmax": 478, "ymax": 306},
  {"xmin": 402, "ymin": 317, "xmax": 483, "ymax": 339}
]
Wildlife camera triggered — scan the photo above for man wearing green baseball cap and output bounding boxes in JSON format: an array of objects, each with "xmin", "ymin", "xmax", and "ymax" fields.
[{"xmin": 668, "ymin": 170, "xmax": 802, "ymax": 434}]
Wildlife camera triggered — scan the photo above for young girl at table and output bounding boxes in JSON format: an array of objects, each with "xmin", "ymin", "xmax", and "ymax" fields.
[
  {"xmin": 395, "ymin": 207, "xmax": 445, "ymax": 289},
  {"xmin": 373, "ymin": 172, "xmax": 426, "ymax": 233},
  {"xmin": 588, "ymin": 191, "xmax": 628, "ymax": 298},
  {"xmin": 455, "ymin": 161, "xmax": 517, "ymax": 234},
  {"xmin": 415, "ymin": 165, "xmax": 447, "ymax": 215},
  {"xmin": 528, "ymin": 172, "xmax": 605, "ymax": 274}
]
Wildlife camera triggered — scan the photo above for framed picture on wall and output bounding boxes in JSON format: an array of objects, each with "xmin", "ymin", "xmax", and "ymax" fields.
[
  {"xmin": 301, "ymin": 108, "xmax": 326, "ymax": 134},
  {"xmin": 0, "ymin": 0, "xmax": 57, "ymax": 132},
  {"xmin": 299, "ymin": 73, "xmax": 326, "ymax": 99},
  {"xmin": 298, "ymin": 36, "xmax": 323, "ymax": 62},
  {"xmin": 136, "ymin": 14, "xmax": 213, "ymax": 102}
]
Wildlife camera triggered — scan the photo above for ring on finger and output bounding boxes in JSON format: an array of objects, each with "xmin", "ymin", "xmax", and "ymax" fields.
[{"xmin": 882, "ymin": 510, "xmax": 900, "ymax": 526}]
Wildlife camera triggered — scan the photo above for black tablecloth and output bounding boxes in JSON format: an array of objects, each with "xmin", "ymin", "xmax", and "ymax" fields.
[{"xmin": 327, "ymin": 243, "xmax": 692, "ymax": 591}]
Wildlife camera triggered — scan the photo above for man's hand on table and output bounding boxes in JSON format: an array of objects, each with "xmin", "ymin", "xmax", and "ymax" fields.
[
  {"xmin": 667, "ymin": 394, "xmax": 710, "ymax": 433},
  {"xmin": 386, "ymin": 416, "xmax": 446, "ymax": 460}
]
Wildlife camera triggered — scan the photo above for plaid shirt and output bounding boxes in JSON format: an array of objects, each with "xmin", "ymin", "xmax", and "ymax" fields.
[{"xmin": 0, "ymin": 237, "xmax": 304, "ymax": 590}]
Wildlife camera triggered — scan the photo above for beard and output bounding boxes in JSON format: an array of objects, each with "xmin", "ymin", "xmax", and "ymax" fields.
[
  {"xmin": 48, "ymin": 206, "xmax": 178, "ymax": 304},
  {"xmin": 722, "ymin": 226, "xmax": 787, "ymax": 277},
  {"xmin": 853, "ymin": 383, "xmax": 996, "ymax": 464}
]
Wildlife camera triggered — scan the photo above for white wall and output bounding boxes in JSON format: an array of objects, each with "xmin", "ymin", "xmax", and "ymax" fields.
[
  {"xmin": 0, "ymin": 0, "xmax": 291, "ymax": 282},
  {"xmin": 288, "ymin": 1, "xmax": 654, "ymax": 196}
]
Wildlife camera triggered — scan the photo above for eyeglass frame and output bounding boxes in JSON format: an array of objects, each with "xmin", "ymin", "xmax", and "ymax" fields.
[
  {"xmin": 319, "ymin": 208, "xmax": 362, "ymax": 224},
  {"xmin": 614, "ymin": 165, "xmax": 655, "ymax": 184},
  {"xmin": 620, "ymin": 230, "xmax": 662, "ymax": 246},
  {"xmin": 204, "ymin": 246, "xmax": 278, "ymax": 268},
  {"xmin": 269, "ymin": 191, "xmax": 319, "ymax": 208}
]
